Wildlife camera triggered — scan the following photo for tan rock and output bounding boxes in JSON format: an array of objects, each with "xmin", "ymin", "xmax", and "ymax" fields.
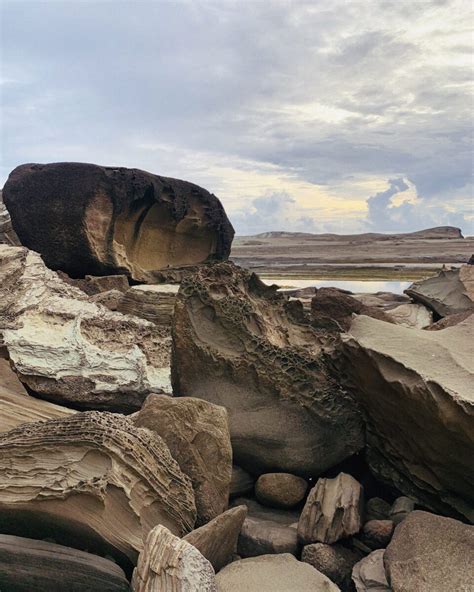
[
  {"xmin": 134, "ymin": 394, "xmax": 232, "ymax": 525},
  {"xmin": 361, "ymin": 520, "xmax": 394, "ymax": 550},
  {"xmin": 297, "ymin": 473, "xmax": 363, "ymax": 545},
  {"xmin": 0, "ymin": 190, "xmax": 20, "ymax": 246},
  {"xmin": 385, "ymin": 303, "xmax": 432, "ymax": 328},
  {"xmin": 352, "ymin": 550, "xmax": 390, "ymax": 592},
  {"xmin": 132, "ymin": 524, "xmax": 216, "ymax": 592},
  {"xmin": 230, "ymin": 465, "xmax": 255, "ymax": 499},
  {"xmin": 255, "ymin": 473, "xmax": 308, "ymax": 509},
  {"xmin": 118, "ymin": 284, "xmax": 179, "ymax": 325},
  {"xmin": 301, "ymin": 543, "xmax": 362, "ymax": 592}
]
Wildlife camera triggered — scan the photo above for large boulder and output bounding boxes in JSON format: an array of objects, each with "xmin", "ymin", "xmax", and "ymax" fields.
[
  {"xmin": 340, "ymin": 315, "xmax": 474, "ymax": 521},
  {"xmin": 3, "ymin": 162, "xmax": 234, "ymax": 282},
  {"xmin": 172, "ymin": 262, "xmax": 364, "ymax": 476},
  {"xmin": 302, "ymin": 543, "xmax": 362, "ymax": 592},
  {"xmin": 255, "ymin": 473, "xmax": 308, "ymax": 509},
  {"xmin": 0, "ymin": 412, "xmax": 196, "ymax": 570},
  {"xmin": 384, "ymin": 511, "xmax": 474, "ymax": 592},
  {"xmin": 0, "ymin": 189, "xmax": 20, "ymax": 245},
  {"xmin": 0, "ymin": 245, "xmax": 172, "ymax": 412},
  {"xmin": 405, "ymin": 265, "xmax": 474, "ymax": 318}
]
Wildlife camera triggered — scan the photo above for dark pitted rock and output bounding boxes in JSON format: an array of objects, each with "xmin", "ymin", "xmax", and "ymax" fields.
[
  {"xmin": 361, "ymin": 520, "xmax": 394, "ymax": 550},
  {"xmin": 298, "ymin": 473, "xmax": 364, "ymax": 545},
  {"xmin": 301, "ymin": 543, "xmax": 362, "ymax": 592},
  {"xmin": 0, "ymin": 534, "xmax": 130, "ymax": 592},
  {"xmin": 134, "ymin": 393, "xmax": 232, "ymax": 525},
  {"xmin": 3, "ymin": 162, "xmax": 234, "ymax": 282},
  {"xmin": 340, "ymin": 315, "xmax": 474, "ymax": 521},
  {"xmin": 255, "ymin": 473, "xmax": 308, "ymax": 509},
  {"xmin": 365, "ymin": 498, "xmax": 391, "ymax": 522},
  {"xmin": 215, "ymin": 554, "xmax": 341, "ymax": 592},
  {"xmin": 172, "ymin": 262, "xmax": 364, "ymax": 476},
  {"xmin": 352, "ymin": 550, "xmax": 390, "ymax": 592},
  {"xmin": 384, "ymin": 511, "xmax": 474, "ymax": 592},
  {"xmin": 0, "ymin": 411, "xmax": 196, "ymax": 571},
  {"xmin": 184, "ymin": 506, "xmax": 247, "ymax": 572},
  {"xmin": 389, "ymin": 497, "xmax": 415, "ymax": 526},
  {"xmin": 230, "ymin": 465, "xmax": 255, "ymax": 499},
  {"xmin": 117, "ymin": 284, "xmax": 179, "ymax": 325}
]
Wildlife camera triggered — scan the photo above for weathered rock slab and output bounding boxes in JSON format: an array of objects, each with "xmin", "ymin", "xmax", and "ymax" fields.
[{"xmin": 385, "ymin": 303, "xmax": 432, "ymax": 328}]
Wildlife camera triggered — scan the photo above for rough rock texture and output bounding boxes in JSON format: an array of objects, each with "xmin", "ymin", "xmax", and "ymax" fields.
[
  {"xmin": 298, "ymin": 473, "xmax": 364, "ymax": 545},
  {"xmin": 385, "ymin": 303, "xmax": 432, "ymax": 328},
  {"xmin": 215, "ymin": 554, "xmax": 341, "ymax": 592},
  {"xmin": 405, "ymin": 265, "xmax": 474, "ymax": 317},
  {"xmin": 0, "ymin": 245, "xmax": 172, "ymax": 412},
  {"xmin": 425, "ymin": 310, "xmax": 473, "ymax": 330},
  {"xmin": 132, "ymin": 524, "xmax": 216, "ymax": 592},
  {"xmin": 384, "ymin": 511, "xmax": 474, "ymax": 592},
  {"xmin": 0, "ymin": 534, "xmax": 130, "ymax": 592},
  {"xmin": 361, "ymin": 520, "xmax": 394, "ymax": 550},
  {"xmin": 0, "ymin": 412, "xmax": 196, "ymax": 570},
  {"xmin": 230, "ymin": 465, "xmax": 255, "ymax": 498},
  {"xmin": 134, "ymin": 394, "xmax": 232, "ymax": 525},
  {"xmin": 3, "ymin": 162, "xmax": 234, "ymax": 282},
  {"xmin": 255, "ymin": 473, "xmax": 308, "ymax": 509},
  {"xmin": 0, "ymin": 189, "xmax": 20, "ymax": 245},
  {"xmin": 172, "ymin": 262, "xmax": 364, "ymax": 476},
  {"xmin": 118, "ymin": 284, "xmax": 179, "ymax": 325},
  {"xmin": 90, "ymin": 289, "xmax": 125, "ymax": 311},
  {"xmin": 340, "ymin": 315, "xmax": 474, "ymax": 521},
  {"xmin": 301, "ymin": 543, "xmax": 362, "ymax": 592},
  {"xmin": 365, "ymin": 498, "xmax": 391, "ymax": 522},
  {"xmin": 352, "ymin": 550, "xmax": 390, "ymax": 592},
  {"xmin": 184, "ymin": 506, "xmax": 247, "ymax": 572},
  {"xmin": 83, "ymin": 274, "xmax": 130, "ymax": 295},
  {"xmin": 232, "ymin": 497, "xmax": 299, "ymax": 558}
]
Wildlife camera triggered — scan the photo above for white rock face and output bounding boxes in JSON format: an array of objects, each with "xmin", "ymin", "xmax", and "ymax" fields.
[
  {"xmin": 0, "ymin": 245, "xmax": 172, "ymax": 411},
  {"xmin": 386, "ymin": 303, "xmax": 433, "ymax": 328}
]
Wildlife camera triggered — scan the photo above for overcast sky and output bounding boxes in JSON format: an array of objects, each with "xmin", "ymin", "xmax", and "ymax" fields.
[{"xmin": 1, "ymin": 0, "xmax": 473, "ymax": 234}]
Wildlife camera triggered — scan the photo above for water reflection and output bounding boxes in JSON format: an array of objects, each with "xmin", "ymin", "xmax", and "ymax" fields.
[{"xmin": 261, "ymin": 278, "xmax": 412, "ymax": 294}]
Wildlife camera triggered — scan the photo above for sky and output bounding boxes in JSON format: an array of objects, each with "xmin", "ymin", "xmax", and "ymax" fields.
[{"xmin": 1, "ymin": 0, "xmax": 473, "ymax": 235}]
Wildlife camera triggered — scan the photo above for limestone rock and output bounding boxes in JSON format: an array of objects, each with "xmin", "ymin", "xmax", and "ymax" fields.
[
  {"xmin": 298, "ymin": 473, "xmax": 363, "ymax": 545},
  {"xmin": 340, "ymin": 315, "xmax": 474, "ymax": 521},
  {"xmin": 172, "ymin": 262, "xmax": 364, "ymax": 476},
  {"xmin": 405, "ymin": 265, "xmax": 474, "ymax": 317},
  {"xmin": 215, "ymin": 554, "xmax": 341, "ymax": 592},
  {"xmin": 352, "ymin": 550, "xmax": 390, "ymax": 592},
  {"xmin": 301, "ymin": 543, "xmax": 362, "ymax": 592},
  {"xmin": 361, "ymin": 520, "xmax": 394, "ymax": 550},
  {"xmin": 255, "ymin": 473, "xmax": 308, "ymax": 509},
  {"xmin": 132, "ymin": 524, "xmax": 216, "ymax": 592},
  {"xmin": 3, "ymin": 162, "xmax": 234, "ymax": 282},
  {"xmin": 0, "ymin": 189, "xmax": 20, "ymax": 245},
  {"xmin": 385, "ymin": 303, "xmax": 432, "ymax": 328},
  {"xmin": 0, "ymin": 412, "xmax": 196, "ymax": 570},
  {"xmin": 117, "ymin": 284, "xmax": 179, "ymax": 325},
  {"xmin": 0, "ymin": 245, "xmax": 172, "ymax": 412},
  {"xmin": 184, "ymin": 506, "xmax": 247, "ymax": 572},
  {"xmin": 384, "ymin": 511, "xmax": 474, "ymax": 592},
  {"xmin": 134, "ymin": 394, "xmax": 232, "ymax": 525},
  {"xmin": 230, "ymin": 465, "xmax": 255, "ymax": 498},
  {"xmin": 0, "ymin": 534, "xmax": 130, "ymax": 592}
]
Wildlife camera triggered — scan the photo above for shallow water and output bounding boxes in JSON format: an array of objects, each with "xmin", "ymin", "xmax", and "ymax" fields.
[{"xmin": 261, "ymin": 278, "xmax": 412, "ymax": 294}]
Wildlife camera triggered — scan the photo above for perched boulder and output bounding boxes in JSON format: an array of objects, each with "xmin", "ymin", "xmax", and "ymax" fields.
[
  {"xmin": 3, "ymin": 162, "xmax": 234, "ymax": 282},
  {"xmin": 255, "ymin": 473, "xmax": 308, "ymax": 509},
  {"xmin": 117, "ymin": 284, "xmax": 179, "ymax": 325},
  {"xmin": 301, "ymin": 543, "xmax": 362, "ymax": 592},
  {"xmin": 0, "ymin": 245, "xmax": 172, "ymax": 412},
  {"xmin": 230, "ymin": 465, "xmax": 255, "ymax": 499},
  {"xmin": 215, "ymin": 554, "xmax": 340, "ymax": 592},
  {"xmin": 134, "ymin": 394, "xmax": 232, "ymax": 525},
  {"xmin": 0, "ymin": 534, "xmax": 130, "ymax": 592},
  {"xmin": 340, "ymin": 315, "xmax": 474, "ymax": 521},
  {"xmin": 361, "ymin": 520, "xmax": 394, "ymax": 550},
  {"xmin": 384, "ymin": 511, "xmax": 474, "ymax": 592},
  {"xmin": 184, "ymin": 506, "xmax": 247, "ymax": 572},
  {"xmin": 405, "ymin": 265, "xmax": 474, "ymax": 317},
  {"xmin": 0, "ymin": 189, "xmax": 20, "ymax": 245},
  {"xmin": 385, "ymin": 303, "xmax": 432, "ymax": 328},
  {"xmin": 0, "ymin": 412, "xmax": 196, "ymax": 570},
  {"xmin": 298, "ymin": 473, "xmax": 364, "ymax": 545},
  {"xmin": 172, "ymin": 262, "xmax": 364, "ymax": 476},
  {"xmin": 132, "ymin": 524, "xmax": 216, "ymax": 592},
  {"xmin": 352, "ymin": 550, "xmax": 390, "ymax": 592}
]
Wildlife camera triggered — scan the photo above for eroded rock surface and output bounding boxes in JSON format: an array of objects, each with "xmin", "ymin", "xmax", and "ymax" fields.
[
  {"xmin": 172, "ymin": 262, "xmax": 364, "ymax": 476},
  {"xmin": 352, "ymin": 550, "xmax": 390, "ymax": 592},
  {"xmin": 0, "ymin": 189, "xmax": 20, "ymax": 246},
  {"xmin": 0, "ymin": 412, "xmax": 196, "ymax": 569},
  {"xmin": 340, "ymin": 315, "xmax": 474, "ymax": 521},
  {"xmin": 117, "ymin": 284, "xmax": 179, "ymax": 325},
  {"xmin": 3, "ymin": 162, "xmax": 234, "ymax": 282},
  {"xmin": 385, "ymin": 303, "xmax": 432, "ymax": 328},
  {"xmin": 301, "ymin": 543, "xmax": 362, "ymax": 592},
  {"xmin": 255, "ymin": 473, "xmax": 307, "ymax": 509}
]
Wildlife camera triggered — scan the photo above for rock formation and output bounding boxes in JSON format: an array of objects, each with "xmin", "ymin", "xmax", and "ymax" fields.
[
  {"xmin": 134, "ymin": 394, "xmax": 232, "ymax": 525},
  {"xmin": 172, "ymin": 262, "xmax": 364, "ymax": 476},
  {"xmin": 0, "ymin": 412, "xmax": 196, "ymax": 570},
  {"xmin": 131, "ymin": 524, "xmax": 216, "ymax": 592},
  {"xmin": 385, "ymin": 303, "xmax": 432, "ymax": 328},
  {"xmin": 301, "ymin": 543, "xmax": 362, "ymax": 592},
  {"xmin": 340, "ymin": 315, "xmax": 474, "ymax": 521},
  {"xmin": 255, "ymin": 473, "xmax": 307, "ymax": 509},
  {"xmin": 352, "ymin": 550, "xmax": 390, "ymax": 592},
  {"xmin": 3, "ymin": 162, "xmax": 234, "ymax": 282},
  {"xmin": 0, "ymin": 245, "xmax": 172, "ymax": 412},
  {"xmin": 117, "ymin": 284, "xmax": 179, "ymax": 325},
  {"xmin": 0, "ymin": 189, "xmax": 20, "ymax": 245}
]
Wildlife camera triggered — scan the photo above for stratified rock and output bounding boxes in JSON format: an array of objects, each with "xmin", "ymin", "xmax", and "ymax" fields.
[
  {"xmin": 0, "ymin": 534, "xmax": 130, "ymax": 592},
  {"xmin": 230, "ymin": 465, "xmax": 255, "ymax": 498},
  {"xmin": 340, "ymin": 315, "xmax": 474, "ymax": 521},
  {"xmin": 90, "ymin": 289, "xmax": 124, "ymax": 311},
  {"xmin": 0, "ymin": 189, "xmax": 20, "ymax": 245},
  {"xmin": 3, "ymin": 162, "xmax": 234, "ymax": 281},
  {"xmin": 215, "ymin": 554, "xmax": 341, "ymax": 592},
  {"xmin": 298, "ymin": 473, "xmax": 363, "ymax": 545},
  {"xmin": 424, "ymin": 310, "xmax": 473, "ymax": 330},
  {"xmin": 385, "ymin": 303, "xmax": 432, "ymax": 328},
  {"xmin": 405, "ymin": 265, "xmax": 474, "ymax": 317},
  {"xmin": 389, "ymin": 497, "xmax": 415, "ymax": 525},
  {"xmin": 384, "ymin": 511, "xmax": 474, "ymax": 592},
  {"xmin": 134, "ymin": 394, "xmax": 232, "ymax": 525},
  {"xmin": 0, "ymin": 412, "xmax": 196, "ymax": 570},
  {"xmin": 301, "ymin": 543, "xmax": 362, "ymax": 592},
  {"xmin": 0, "ymin": 245, "xmax": 172, "ymax": 412},
  {"xmin": 184, "ymin": 506, "xmax": 247, "ymax": 572},
  {"xmin": 352, "ymin": 550, "xmax": 390, "ymax": 592},
  {"xmin": 365, "ymin": 498, "xmax": 391, "ymax": 522},
  {"xmin": 172, "ymin": 262, "xmax": 364, "ymax": 476},
  {"xmin": 83, "ymin": 274, "xmax": 130, "ymax": 295},
  {"xmin": 132, "ymin": 524, "xmax": 216, "ymax": 592},
  {"xmin": 255, "ymin": 473, "xmax": 308, "ymax": 509},
  {"xmin": 361, "ymin": 520, "xmax": 394, "ymax": 550},
  {"xmin": 117, "ymin": 284, "xmax": 179, "ymax": 325}
]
